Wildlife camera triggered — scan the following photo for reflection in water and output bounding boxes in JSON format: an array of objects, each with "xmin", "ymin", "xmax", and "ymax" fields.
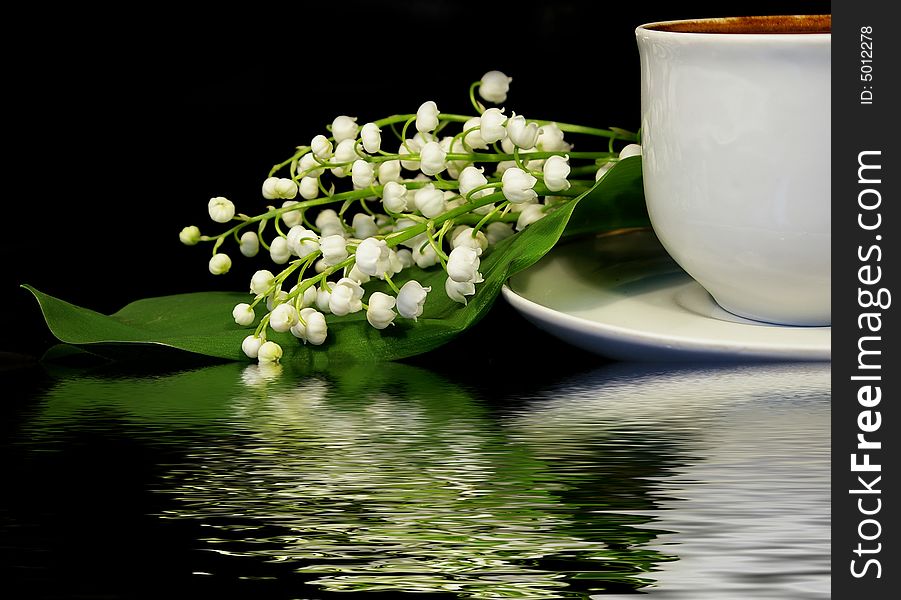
[{"xmin": 15, "ymin": 360, "xmax": 829, "ymax": 598}]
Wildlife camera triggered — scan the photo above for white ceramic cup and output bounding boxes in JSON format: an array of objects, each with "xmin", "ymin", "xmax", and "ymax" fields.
[{"xmin": 635, "ymin": 15, "xmax": 831, "ymax": 326}]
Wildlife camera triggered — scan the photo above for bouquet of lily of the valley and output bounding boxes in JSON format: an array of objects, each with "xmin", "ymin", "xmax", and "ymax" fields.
[{"xmin": 27, "ymin": 71, "xmax": 648, "ymax": 363}]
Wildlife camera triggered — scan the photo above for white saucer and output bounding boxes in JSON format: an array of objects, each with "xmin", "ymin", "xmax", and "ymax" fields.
[{"xmin": 502, "ymin": 229, "xmax": 831, "ymax": 361}]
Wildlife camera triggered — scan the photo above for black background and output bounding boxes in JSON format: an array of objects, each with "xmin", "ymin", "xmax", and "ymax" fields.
[{"xmin": 2, "ymin": 0, "xmax": 831, "ymax": 359}]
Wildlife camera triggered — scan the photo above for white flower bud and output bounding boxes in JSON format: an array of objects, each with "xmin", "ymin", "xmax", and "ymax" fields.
[
  {"xmin": 331, "ymin": 139, "xmax": 358, "ymax": 178},
  {"xmin": 311, "ymin": 134, "xmax": 333, "ymax": 159},
  {"xmin": 479, "ymin": 70, "xmax": 512, "ymax": 104},
  {"xmin": 382, "ymin": 181, "xmax": 408, "ymax": 213},
  {"xmin": 451, "ymin": 227, "xmax": 488, "ymax": 253},
  {"xmin": 366, "ymin": 291, "xmax": 397, "ymax": 330},
  {"xmin": 351, "ymin": 159, "xmax": 375, "ymax": 189},
  {"xmin": 355, "ymin": 237, "xmax": 391, "ymax": 276},
  {"xmin": 458, "ymin": 166, "xmax": 490, "ymax": 200},
  {"xmin": 536, "ymin": 122, "xmax": 571, "ymax": 152},
  {"xmin": 396, "ymin": 280, "xmax": 430, "ymax": 320},
  {"xmin": 208, "ymin": 253, "xmax": 232, "ymax": 275},
  {"xmin": 294, "ymin": 284, "xmax": 318, "ymax": 308},
  {"xmin": 506, "ymin": 112, "xmax": 540, "ymax": 149},
  {"xmin": 287, "ymin": 225, "xmax": 320, "ymax": 258},
  {"xmin": 242, "ymin": 335, "xmax": 263, "ymax": 359},
  {"xmin": 331, "ymin": 115, "xmax": 358, "ymax": 143},
  {"xmin": 462, "ymin": 117, "xmax": 488, "ymax": 150},
  {"xmin": 595, "ymin": 162, "xmax": 614, "ymax": 181},
  {"xmin": 502, "ymin": 167, "xmax": 538, "ymax": 204},
  {"xmin": 386, "ymin": 249, "xmax": 405, "ymax": 276},
  {"xmin": 415, "ymin": 100, "xmax": 439, "ymax": 133},
  {"xmin": 516, "ymin": 203, "xmax": 546, "ymax": 231},
  {"xmin": 447, "ymin": 246, "xmax": 481, "ymax": 283},
  {"xmin": 445, "ymin": 277, "xmax": 476, "ymax": 305},
  {"xmin": 480, "ymin": 108, "xmax": 508, "ymax": 144},
  {"xmin": 298, "ymin": 176, "xmax": 319, "ymax": 200},
  {"xmin": 543, "ymin": 154, "xmax": 571, "ymax": 192},
  {"xmin": 328, "ymin": 277, "xmax": 364, "ymax": 316},
  {"xmin": 419, "ymin": 141, "xmax": 447, "ymax": 177},
  {"xmin": 250, "ymin": 270, "xmax": 275, "ymax": 295},
  {"xmin": 395, "ymin": 248, "xmax": 414, "ymax": 269},
  {"xmin": 485, "ymin": 221, "xmax": 515, "ymax": 245},
  {"xmin": 278, "ymin": 178, "xmax": 298, "ymax": 199},
  {"xmin": 208, "ymin": 196, "xmax": 235, "ymax": 223},
  {"xmin": 377, "ymin": 159, "xmax": 402, "ymax": 185},
  {"xmin": 347, "ymin": 263, "xmax": 371, "ymax": 284},
  {"xmin": 236, "ymin": 231, "xmax": 259, "ymax": 257},
  {"xmin": 413, "ymin": 183, "xmax": 446, "ymax": 218},
  {"xmin": 269, "ymin": 303, "xmax": 299, "ymax": 333},
  {"xmin": 360, "ymin": 122, "xmax": 381, "ymax": 154},
  {"xmin": 315, "ymin": 287, "xmax": 331, "ymax": 313},
  {"xmin": 266, "ymin": 234, "xmax": 289, "ymax": 263},
  {"xmin": 352, "ymin": 213, "xmax": 378, "ymax": 239},
  {"xmin": 314, "ymin": 209, "xmax": 344, "ymax": 238},
  {"xmin": 179, "ymin": 225, "xmax": 201, "ymax": 246},
  {"xmin": 262, "ymin": 177, "xmax": 280, "ymax": 200},
  {"xmin": 257, "ymin": 340, "xmax": 283, "ymax": 363},
  {"xmin": 232, "ymin": 303, "xmax": 255, "ymax": 326},
  {"xmin": 398, "ymin": 143, "xmax": 418, "ymax": 171},
  {"xmin": 291, "ymin": 307, "xmax": 328, "ymax": 345},
  {"xmin": 494, "ymin": 160, "xmax": 516, "ymax": 176},
  {"xmin": 281, "ymin": 201, "xmax": 303, "ymax": 227},
  {"xmin": 412, "ymin": 240, "xmax": 438, "ymax": 268},
  {"xmin": 267, "ymin": 289, "xmax": 287, "ymax": 311},
  {"xmin": 319, "ymin": 234, "xmax": 348, "ymax": 266},
  {"xmin": 619, "ymin": 143, "xmax": 642, "ymax": 159},
  {"xmin": 299, "ymin": 152, "xmax": 324, "ymax": 178}
]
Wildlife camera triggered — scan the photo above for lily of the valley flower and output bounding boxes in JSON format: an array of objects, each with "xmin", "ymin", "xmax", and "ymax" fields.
[
  {"xmin": 478, "ymin": 70, "xmax": 512, "ymax": 104},
  {"xmin": 458, "ymin": 166, "xmax": 490, "ymax": 200},
  {"xmin": 209, "ymin": 253, "xmax": 232, "ymax": 275},
  {"xmin": 291, "ymin": 307, "xmax": 328, "ymax": 345},
  {"xmin": 543, "ymin": 154, "xmax": 571, "ymax": 192},
  {"xmin": 239, "ymin": 231, "xmax": 260, "ymax": 257},
  {"xmin": 361, "ymin": 122, "xmax": 382, "ymax": 153},
  {"xmin": 506, "ymin": 113, "xmax": 540, "ymax": 149},
  {"xmin": 355, "ymin": 237, "xmax": 391, "ymax": 276},
  {"xmin": 331, "ymin": 139, "xmax": 358, "ymax": 177},
  {"xmin": 329, "ymin": 277, "xmax": 364, "ymax": 316},
  {"xmin": 298, "ymin": 177, "xmax": 319, "ymax": 200},
  {"xmin": 262, "ymin": 177, "xmax": 298, "ymax": 200},
  {"xmin": 232, "ymin": 303, "xmax": 255, "ymax": 326},
  {"xmin": 451, "ymin": 227, "xmax": 488, "ymax": 253},
  {"xmin": 462, "ymin": 117, "xmax": 488, "ymax": 149},
  {"xmin": 416, "ymin": 100, "xmax": 440, "ymax": 133},
  {"xmin": 311, "ymin": 134, "xmax": 333, "ymax": 159},
  {"xmin": 479, "ymin": 108, "xmax": 507, "ymax": 144},
  {"xmin": 516, "ymin": 203, "xmax": 547, "ymax": 231},
  {"xmin": 179, "ymin": 226, "xmax": 201, "ymax": 246},
  {"xmin": 257, "ymin": 340, "xmax": 283, "ymax": 363},
  {"xmin": 250, "ymin": 269, "xmax": 275, "ymax": 295},
  {"xmin": 351, "ymin": 159, "xmax": 375, "ymax": 189},
  {"xmin": 208, "ymin": 197, "xmax": 235, "ymax": 223},
  {"xmin": 378, "ymin": 160, "xmax": 402, "ymax": 185},
  {"xmin": 445, "ymin": 277, "xmax": 477, "ymax": 305},
  {"xmin": 382, "ymin": 181, "xmax": 408, "ymax": 213},
  {"xmin": 419, "ymin": 141, "xmax": 447, "ymax": 176},
  {"xmin": 269, "ymin": 303, "xmax": 299, "ymax": 333},
  {"xmin": 287, "ymin": 226, "xmax": 320, "ymax": 258},
  {"xmin": 447, "ymin": 246, "xmax": 482, "ymax": 283},
  {"xmin": 536, "ymin": 122, "xmax": 572, "ymax": 152},
  {"xmin": 366, "ymin": 291, "xmax": 397, "ymax": 329},
  {"xmin": 352, "ymin": 213, "xmax": 379, "ymax": 239},
  {"xmin": 299, "ymin": 152, "xmax": 324, "ymax": 178},
  {"xmin": 269, "ymin": 237, "xmax": 292, "ymax": 264},
  {"xmin": 331, "ymin": 115, "xmax": 359, "ymax": 143},
  {"xmin": 397, "ymin": 280, "xmax": 430, "ymax": 320},
  {"xmin": 242, "ymin": 335, "xmax": 263, "ymax": 359},
  {"xmin": 414, "ymin": 183, "xmax": 446, "ymax": 218},
  {"xmin": 320, "ymin": 234, "xmax": 349, "ymax": 266},
  {"xmin": 501, "ymin": 167, "xmax": 538, "ymax": 203},
  {"xmin": 315, "ymin": 209, "xmax": 345, "ymax": 238}
]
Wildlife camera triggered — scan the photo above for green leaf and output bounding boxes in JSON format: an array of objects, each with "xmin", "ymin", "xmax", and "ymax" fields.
[{"xmin": 25, "ymin": 158, "xmax": 646, "ymax": 362}]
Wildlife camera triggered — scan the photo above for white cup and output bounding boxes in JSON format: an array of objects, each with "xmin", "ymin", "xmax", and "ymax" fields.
[{"xmin": 635, "ymin": 15, "xmax": 831, "ymax": 326}]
